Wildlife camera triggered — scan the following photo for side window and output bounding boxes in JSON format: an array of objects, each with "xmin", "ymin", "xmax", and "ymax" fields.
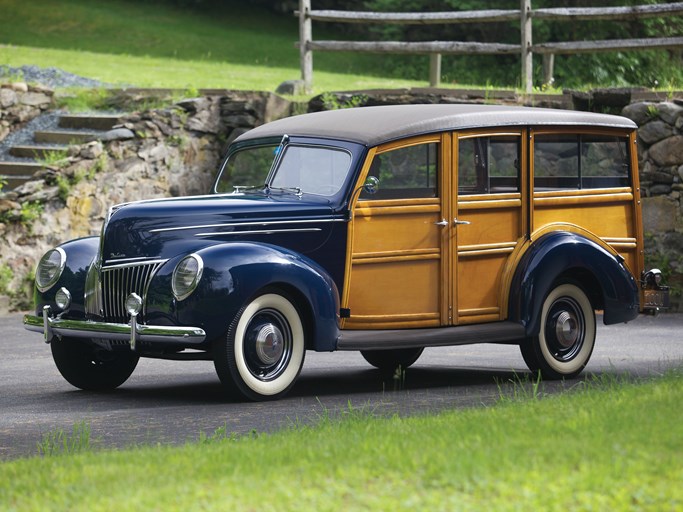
[
  {"xmin": 458, "ymin": 136, "xmax": 520, "ymax": 195},
  {"xmin": 361, "ymin": 143, "xmax": 438, "ymax": 200},
  {"xmin": 582, "ymin": 136, "xmax": 630, "ymax": 188},
  {"xmin": 534, "ymin": 134, "xmax": 630, "ymax": 190}
]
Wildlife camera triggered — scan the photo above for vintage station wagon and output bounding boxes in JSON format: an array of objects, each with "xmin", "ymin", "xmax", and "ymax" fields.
[{"xmin": 24, "ymin": 104, "xmax": 669, "ymax": 400}]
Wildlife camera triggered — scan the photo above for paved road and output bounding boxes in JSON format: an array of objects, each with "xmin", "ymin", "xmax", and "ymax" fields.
[{"xmin": 1, "ymin": 312, "xmax": 681, "ymax": 460}]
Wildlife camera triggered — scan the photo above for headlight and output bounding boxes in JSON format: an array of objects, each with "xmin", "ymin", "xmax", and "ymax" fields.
[
  {"xmin": 36, "ymin": 248, "xmax": 66, "ymax": 292},
  {"xmin": 172, "ymin": 254, "xmax": 204, "ymax": 301}
]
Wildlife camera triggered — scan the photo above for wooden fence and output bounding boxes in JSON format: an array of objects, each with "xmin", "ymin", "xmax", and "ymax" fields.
[{"xmin": 297, "ymin": 0, "xmax": 683, "ymax": 93}]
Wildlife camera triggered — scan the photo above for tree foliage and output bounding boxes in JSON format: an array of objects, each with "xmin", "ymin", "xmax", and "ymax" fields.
[{"xmin": 349, "ymin": 0, "xmax": 683, "ymax": 89}]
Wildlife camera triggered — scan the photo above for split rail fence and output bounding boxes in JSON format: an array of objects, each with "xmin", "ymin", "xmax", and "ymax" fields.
[{"xmin": 297, "ymin": 0, "xmax": 683, "ymax": 93}]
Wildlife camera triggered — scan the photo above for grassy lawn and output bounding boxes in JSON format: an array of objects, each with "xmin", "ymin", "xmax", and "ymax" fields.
[
  {"xmin": 0, "ymin": 0, "xmax": 435, "ymax": 93},
  {"xmin": 1, "ymin": 371, "xmax": 681, "ymax": 511}
]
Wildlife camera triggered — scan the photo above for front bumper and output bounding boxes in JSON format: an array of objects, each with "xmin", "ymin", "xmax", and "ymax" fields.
[{"xmin": 24, "ymin": 305, "xmax": 206, "ymax": 349}]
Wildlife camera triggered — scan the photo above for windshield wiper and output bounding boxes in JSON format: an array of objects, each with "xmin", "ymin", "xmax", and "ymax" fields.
[
  {"xmin": 268, "ymin": 186, "xmax": 303, "ymax": 198},
  {"xmin": 231, "ymin": 184, "xmax": 267, "ymax": 194}
]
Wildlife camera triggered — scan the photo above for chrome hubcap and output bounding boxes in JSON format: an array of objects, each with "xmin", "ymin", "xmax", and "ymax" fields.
[
  {"xmin": 254, "ymin": 323, "xmax": 284, "ymax": 365},
  {"xmin": 545, "ymin": 296, "xmax": 585, "ymax": 362},
  {"xmin": 554, "ymin": 311, "xmax": 579, "ymax": 348},
  {"xmin": 243, "ymin": 308, "xmax": 292, "ymax": 381}
]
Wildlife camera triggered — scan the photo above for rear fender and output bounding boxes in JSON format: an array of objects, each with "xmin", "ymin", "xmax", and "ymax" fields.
[{"xmin": 508, "ymin": 232, "xmax": 639, "ymax": 337}]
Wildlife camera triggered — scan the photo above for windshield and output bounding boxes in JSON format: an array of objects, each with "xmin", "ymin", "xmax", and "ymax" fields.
[
  {"xmin": 215, "ymin": 144, "xmax": 278, "ymax": 194},
  {"xmin": 215, "ymin": 143, "xmax": 352, "ymax": 197}
]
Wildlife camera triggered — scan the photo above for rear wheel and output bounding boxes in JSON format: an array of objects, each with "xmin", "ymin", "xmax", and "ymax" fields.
[
  {"xmin": 214, "ymin": 292, "xmax": 306, "ymax": 401},
  {"xmin": 51, "ymin": 337, "xmax": 139, "ymax": 391},
  {"xmin": 520, "ymin": 283, "xmax": 596, "ymax": 379},
  {"xmin": 361, "ymin": 347, "xmax": 424, "ymax": 372}
]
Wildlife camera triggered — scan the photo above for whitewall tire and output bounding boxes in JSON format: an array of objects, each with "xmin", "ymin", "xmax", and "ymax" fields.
[
  {"xmin": 214, "ymin": 292, "xmax": 306, "ymax": 401},
  {"xmin": 520, "ymin": 283, "xmax": 596, "ymax": 379}
]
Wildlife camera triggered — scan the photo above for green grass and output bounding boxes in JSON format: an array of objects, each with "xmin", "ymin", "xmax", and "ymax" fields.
[
  {"xmin": 0, "ymin": 0, "xmax": 435, "ymax": 93},
  {"xmin": 1, "ymin": 371, "xmax": 681, "ymax": 511}
]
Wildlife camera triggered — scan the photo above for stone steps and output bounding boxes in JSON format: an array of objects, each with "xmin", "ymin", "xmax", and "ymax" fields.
[
  {"xmin": 59, "ymin": 114, "xmax": 121, "ymax": 131},
  {"xmin": 0, "ymin": 162, "xmax": 45, "ymax": 190},
  {"xmin": 9, "ymin": 145, "xmax": 69, "ymax": 159},
  {"xmin": 34, "ymin": 130, "xmax": 97, "ymax": 144},
  {"xmin": 1, "ymin": 113, "xmax": 122, "ymax": 191}
]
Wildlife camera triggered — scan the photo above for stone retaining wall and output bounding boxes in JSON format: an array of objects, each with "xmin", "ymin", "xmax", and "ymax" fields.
[
  {"xmin": 0, "ymin": 86, "xmax": 681, "ymax": 311},
  {"xmin": 622, "ymin": 101, "xmax": 683, "ymax": 304},
  {"xmin": 0, "ymin": 83, "xmax": 52, "ymax": 142}
]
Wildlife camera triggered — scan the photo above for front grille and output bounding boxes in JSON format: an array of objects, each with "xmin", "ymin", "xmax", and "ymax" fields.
[{"xmin": 100, "ymin": 259, "xmax": 166, "ymax": 323}]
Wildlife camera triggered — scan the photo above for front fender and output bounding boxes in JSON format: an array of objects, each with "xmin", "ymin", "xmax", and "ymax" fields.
[
  {"xmin": 146, "ymin": 242, "xmax": 340, "ymax": 350},
  {"xmin": 33, "ymin": 237, "xmax": 99, "ymax": 318},
  {"xmin": 508, "ymin": 232, "xmax": 639, "ymax": 337}
]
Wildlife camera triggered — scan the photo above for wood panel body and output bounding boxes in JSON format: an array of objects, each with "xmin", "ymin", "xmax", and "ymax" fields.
[{"xmin": 341, "ymin": 125, "xmax": 643, "ymax": 334}]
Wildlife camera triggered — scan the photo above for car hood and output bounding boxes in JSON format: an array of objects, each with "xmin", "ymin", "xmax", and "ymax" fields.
[{"xmin": 101, "ymin": 193, "xmax": 344, "ymax": 264}]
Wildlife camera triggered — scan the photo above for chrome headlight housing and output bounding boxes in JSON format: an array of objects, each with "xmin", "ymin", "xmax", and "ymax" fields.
[
  {"xmin": 36, "ymin": 248, "xmax": 66, "ymax": 292},
  {"xmin": 172, "ymin": 254, "xmax": 204, "ymax": 301}
]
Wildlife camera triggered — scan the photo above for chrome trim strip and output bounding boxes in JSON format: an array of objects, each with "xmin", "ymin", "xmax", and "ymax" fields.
[
  {"xmin": 24, "ymin": 314, "xmax": 206, "ymax": 345},
  {"xmin": 150, "ymin": 217, "xmax": 346, "ymax": 234},
  {"xmin": 105, "ymin": 256, "xmax": 154, "ymax": 264},
  {"xmin": 195, "ymin": 228, "xmax": 322, "ymax": 237},
  {"xmin": 101, "ymin": 259, "xmax": 167, "ymax": 270}
]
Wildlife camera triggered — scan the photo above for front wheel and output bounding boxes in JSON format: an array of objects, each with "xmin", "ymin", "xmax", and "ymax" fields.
[
  {"xmin": 520, "ymin": 283, "xmax": 596, "ymax": 379},
  {"xmin": 361, "ymin": 347, "xmax": 424, "ymax": 372},
  {"xmin": 213, "ymin": 292, "xmax": 306, "ymax": 401},
  {"xmin": 51, "ymin": 337, "xmax": 139, "ymax": 391}
]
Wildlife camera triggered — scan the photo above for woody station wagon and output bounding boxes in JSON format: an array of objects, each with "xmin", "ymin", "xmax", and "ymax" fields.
[{"xmin": 24, "ymin": 104, "xmax": 669, "ymax": 401}]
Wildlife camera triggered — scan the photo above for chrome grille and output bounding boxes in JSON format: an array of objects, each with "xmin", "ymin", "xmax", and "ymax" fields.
[{"xmin": 100, "ymin": 259, "xmax": 166, "ymax": 323}]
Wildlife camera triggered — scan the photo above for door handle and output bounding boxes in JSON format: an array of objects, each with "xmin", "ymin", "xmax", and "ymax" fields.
[
  {"xmin": 453, "ymin": 218, "xmax": 471, "ymax": 226},
  {"xmin": 434, "ymin": 219, "xmax": 449, "ymax": 226}
]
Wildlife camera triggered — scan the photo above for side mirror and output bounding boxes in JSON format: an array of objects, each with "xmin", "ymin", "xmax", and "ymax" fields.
[{"xmin": 363, "ymin": 175, "xmax": 380, "ymax": 195}]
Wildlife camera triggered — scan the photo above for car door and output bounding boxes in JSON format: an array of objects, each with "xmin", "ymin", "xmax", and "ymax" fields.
[
  {"xmin": 342, "ymin": 134, "xmax": 450, "ymax": 329},
  {"xmin": 453, "ymin": 130, "xmax": 528, "ymax": 324}
]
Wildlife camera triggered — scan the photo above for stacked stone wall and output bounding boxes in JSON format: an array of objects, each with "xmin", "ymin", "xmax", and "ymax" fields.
[
  {"xmin": 621, "ymin": 101, "xmax": 683, "ymax": 303},
  {"xmin": 0, "ymin": 83, "xmax": 52, "ymax": 141}
]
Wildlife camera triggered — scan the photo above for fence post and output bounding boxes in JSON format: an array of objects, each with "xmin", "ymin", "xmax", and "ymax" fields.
[
  {"xmin": 521, "ymin": 0, "xmax": 533, "ymax": 93},
  {"xmin": 299, "ymin": 0, "xmax": 313, "ymax": 94},
  {"xmin": 429, "ymin": 54, "xmax": 442, "ymax": 87},
  {"xmin": 542, "ymin": 53, "xmax": 554, "ymax": 87}
]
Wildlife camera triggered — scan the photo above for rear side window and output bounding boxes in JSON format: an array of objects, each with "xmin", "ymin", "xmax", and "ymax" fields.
[
  {"xmin": 458, "ymin": 136, "xmax": 520, "ymax": 195},
  {"xmin": 361, "ymin": 143, "xmax": 438, "ymax": 200},
  {"xmin": 534, "ymin": 134, "xmax": 630, "ymax": 190}
]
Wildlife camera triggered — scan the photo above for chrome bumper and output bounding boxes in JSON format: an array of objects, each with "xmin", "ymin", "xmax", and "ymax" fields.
[{"xmin": 24, "ymin": 305, "xmax": 206, "ymax": 349}]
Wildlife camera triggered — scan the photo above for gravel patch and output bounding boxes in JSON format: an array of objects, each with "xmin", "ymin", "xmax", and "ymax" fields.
[
  {"xmin": 0, "ymin": 65, "xmax": 109, "ymax": 89},
  {"xmin": 0, "ymin": 113, "xmax": 63, "ymax": 162}
]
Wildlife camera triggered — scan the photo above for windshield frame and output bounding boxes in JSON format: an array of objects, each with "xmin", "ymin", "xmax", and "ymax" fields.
[{"xmin": 213, "ymin": 136, "xmax": 366, "ymax": 206}]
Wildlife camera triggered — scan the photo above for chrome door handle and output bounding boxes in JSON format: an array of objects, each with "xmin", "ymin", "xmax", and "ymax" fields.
[
  {"xmin": 434, "ymin": 219, "xmax": 449, "ymax": 226},
  {"xmin": 453, "ymin": 218, "xmax": 471, "ymax": 226}
]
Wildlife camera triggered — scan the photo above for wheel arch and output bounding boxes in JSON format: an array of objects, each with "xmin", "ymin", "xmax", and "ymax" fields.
[
  {"xmin": 508, "ymin": 231, "xmax": 639, "ymax": 337},
  {"xmin": 259, "ymin": 282, "xmax": 317, "ymax": 351}
]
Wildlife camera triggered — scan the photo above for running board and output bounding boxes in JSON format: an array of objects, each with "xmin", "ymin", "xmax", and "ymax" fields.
[{"xmin": 337, "ymin": 321, "xmax": 525, "ymax": 351}]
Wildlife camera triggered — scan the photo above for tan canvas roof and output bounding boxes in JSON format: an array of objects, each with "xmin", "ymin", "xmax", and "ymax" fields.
[{"xmin": 234, "ymin": 104, "xmax": 637, "ymax": 147}]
